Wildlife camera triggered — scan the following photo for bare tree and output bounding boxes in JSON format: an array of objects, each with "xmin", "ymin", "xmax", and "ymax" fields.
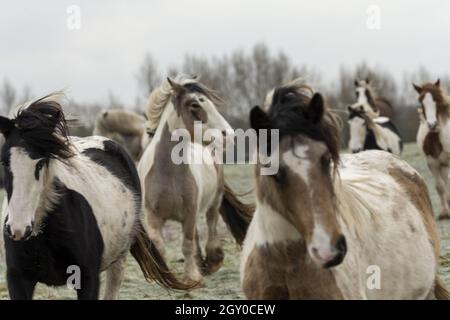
[
  {"xmin": 0, "ymin": 79, "xmax": 16, "ymax": 113},
  {"xmin": 136, "ymin": 53, "xmax": 161, "ymax": 99}
]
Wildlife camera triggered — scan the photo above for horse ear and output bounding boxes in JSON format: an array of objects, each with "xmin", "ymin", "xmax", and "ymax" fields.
[
  {"xmin": 412, "ymin": 83, "xmax": 422, "ymax": 94},
  {"xmin": 0, "ymin": 116, "xmax": 14, "ymax": 136},
  {"xmin": 167, "ymin": 77, "xmax": 185, "ymax": 95},
  {"xmin": 354, "ymin": 80, "xmax": 358, "ymax": 87},
  {"xmin": 308, "ymin": 93, "xmax": 324, "ymax": 123},
  {"xmin": 347, "ymin": 105, "xmax": 352, "ymax": 113},
  {"xmin": 250, "ymin": 106, "xmax": 271, "ymax": 132},
  {"xmin": 435, "ymin": 78, "xmax": 440, "ymax": 87},
  {"xmin": 366, "ymin": 78, "xmax": 370, "ymax": 84}
]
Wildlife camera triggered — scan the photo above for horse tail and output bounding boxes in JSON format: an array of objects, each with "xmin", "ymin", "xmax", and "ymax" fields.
[
  {"xmin": 219, "ymin": 182, "xmax": 254, "ymax": 245},
  {"xmin": 435, "ymin": 276, "xmax": 450, "ymax": 300},
  {"xmin": 130, "ymin": 220, "xmax": 194, "ymax": 290}
]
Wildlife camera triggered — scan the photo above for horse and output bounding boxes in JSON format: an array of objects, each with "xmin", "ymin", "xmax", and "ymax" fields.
[
  {"xmin": 351, "ymin": 79, "xmax": 395, "ymax": 118},
  {"xmin": 93, "ymin": 109, "xmax": 150, "ymax": 162},
  {"xmin": 241, "ymin": 82, "xmax": 448, "ymax": 299},
  {"xmin": 138, "ymin": 75, "xmax": 253, "ymax": 284},
  {"xmin": 414, "ymin": 79, "xmax": 450, "ymax": 220},
  {"xmin": 347, "ymin": 105, "xmax": 403, "ymax": 155},
  {"xmin": 0, "ymin": 93, "xmax": 189, "ymax": 299}
]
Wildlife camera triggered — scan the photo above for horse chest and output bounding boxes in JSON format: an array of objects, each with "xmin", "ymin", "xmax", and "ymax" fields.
[
  {"xmin": 422, "ymin": 131, "xmax": 443, "ymax": 159},
  {"xmin": 242, "ymin": 242, "xmax": 343, "ymax": 299}
]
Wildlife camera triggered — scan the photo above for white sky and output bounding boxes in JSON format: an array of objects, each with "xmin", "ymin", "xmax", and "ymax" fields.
[{"xmin": 0, "ymin": 0, "xmax": 449, "ymax": 106}]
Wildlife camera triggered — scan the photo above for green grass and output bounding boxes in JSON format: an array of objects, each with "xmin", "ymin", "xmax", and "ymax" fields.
[{"xmin": 0, "ymin": 143, "xmax": 449, "ymax": 299}]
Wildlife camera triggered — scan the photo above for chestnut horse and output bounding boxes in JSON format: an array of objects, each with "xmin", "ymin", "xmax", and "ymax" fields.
[{"xmin": 414, "ymin": 79, "xmax": 450, "ymax": 219}]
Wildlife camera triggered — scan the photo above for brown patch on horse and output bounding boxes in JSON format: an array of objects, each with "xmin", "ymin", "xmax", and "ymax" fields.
[
  {"xmin": 388, "ymin": 167, "xmax": 440, "ymax": 259},
  {"xmin": 242, "ymin": 241, "xmax": 344, "ymax": 299},
  {"xmin": 423, "ymin": 131, "xmax": 443, "ymax": 159},
  {"xmin": 375, "ymin": 97, "xmax": 394, "ymax": 118}
]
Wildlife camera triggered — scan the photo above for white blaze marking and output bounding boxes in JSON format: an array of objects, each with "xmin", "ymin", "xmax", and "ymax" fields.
[
  {"xmin": 423, "ymin": 93, "xmax": 437, "ymax": 126},
  {"xmin": 282, "ymin": 145, "xmax": 311, "ymax": 185},
  {"xmin": 356, "ymin": 87, "xmax": 368, "ymax": 104},
  {"xmin": 6, "ymin": 148, "xmax": 44, "ymax": 236}
]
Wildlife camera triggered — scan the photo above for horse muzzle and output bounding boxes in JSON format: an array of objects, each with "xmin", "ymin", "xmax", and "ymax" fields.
[{"xmin": 4, "ymin": 221, "xmax": 34, "ymax": 241}]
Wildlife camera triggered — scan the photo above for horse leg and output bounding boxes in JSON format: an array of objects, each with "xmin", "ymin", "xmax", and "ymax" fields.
[
  {"xmin": 76, "ymin": 268, "xmax": 100, "ymax": 300},
  {"xmin": 146, "ymin": 208, "xmax": 166, "ymax": 257},
  {"xmin": 439, "ymin": 164, "xmax": 450, "ymax": 220},
  {"xmin": 7, "ymin": 268, "xmax": 36, "ymax": 300},
  {"xmin": 429, "ymin": 161, "xmax": 450, "ymax": 219},
  {"xmin": 204, "ymin": 205, "xmax": 224, "ymax": 275},
  {"xmin": 182, "ymin": 210, "xmax": 203, "ymax": 284},
  {"xmin": 103, "ymin": 255, "xmax": 126, "ymax": 300}
]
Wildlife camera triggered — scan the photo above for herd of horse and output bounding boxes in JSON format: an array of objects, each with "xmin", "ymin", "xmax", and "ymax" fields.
[{"xmin": 0, "ymin": 75, "xmax": 449, "ymax": 299}]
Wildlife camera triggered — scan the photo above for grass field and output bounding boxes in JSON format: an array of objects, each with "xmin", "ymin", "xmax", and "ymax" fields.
[{"xmin": 0, "ymin": 142, "xmax": 449, "ymax": 299}]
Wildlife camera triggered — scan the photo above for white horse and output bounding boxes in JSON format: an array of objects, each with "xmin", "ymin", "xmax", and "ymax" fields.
[{"xmin": 241, "ymin": 82, "xmax": 447, "ymax": 299}]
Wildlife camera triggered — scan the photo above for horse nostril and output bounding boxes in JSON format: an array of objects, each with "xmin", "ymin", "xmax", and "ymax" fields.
[
  {"xmin": 4, "ymin": 224, "xmax": 12, "ymax": 238},
  {"xmin": 336, "ymin": 235, "xmax": 347, "ymax": 254},
  {"xmin": 323, "ymin": 235, "xmax": 347, "ymax": 269},
  {"xmin": 23, "ymin": 225, "xmax": 33, "ymax": 240}
]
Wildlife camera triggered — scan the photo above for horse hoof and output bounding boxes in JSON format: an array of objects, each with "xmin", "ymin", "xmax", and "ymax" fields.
[
  {"xmin": 438, "ymin": 213, "xmax": 450, "ymax": 220},
  {"xmin": 204, "ymin": 248, "xmax": 225, "ymax": 275},
  {"xmin": 184, "ymin": 276, "xmax": 204, "ymax": 289}
]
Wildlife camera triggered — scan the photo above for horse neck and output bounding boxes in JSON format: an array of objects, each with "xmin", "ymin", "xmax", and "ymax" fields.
[{"xmin": 150, "ymin": 101, "xmax": 185, "ymax": 144}]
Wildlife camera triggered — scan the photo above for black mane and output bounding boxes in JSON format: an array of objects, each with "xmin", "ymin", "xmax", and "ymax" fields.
[
  {"xmin": 11, "ymin": 95, "xmax": 74, "ymax": 160},
  {"xmin": 267, "ymin": 84, "xmax": 341, "ymax": 164}
]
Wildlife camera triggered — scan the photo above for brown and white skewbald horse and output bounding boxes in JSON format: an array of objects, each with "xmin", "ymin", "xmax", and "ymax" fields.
[
  {"xmin": 138, "ymin": 75, "xmax": 252, "ymax": 284},
  {"xmin": 414, "ymin": 79, "xmax": 450, "ymax": 220},
  {"xmin": 241, "ymin": 82, "xmax": 449, "ymax": 299},
  {"xmin": 350, "ymin": 79, "xmax": 394, "ymax": 118}
]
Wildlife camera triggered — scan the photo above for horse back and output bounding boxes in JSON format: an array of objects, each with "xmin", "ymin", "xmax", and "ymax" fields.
[{"xmin": 375, "ymin": 97, "xmax": 394, "ymax": 118}]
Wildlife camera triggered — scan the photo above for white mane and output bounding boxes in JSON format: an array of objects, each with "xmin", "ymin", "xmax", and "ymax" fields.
[{"xmin": 145, "ymin": 75, "xmax": 197, "ymax": 132}]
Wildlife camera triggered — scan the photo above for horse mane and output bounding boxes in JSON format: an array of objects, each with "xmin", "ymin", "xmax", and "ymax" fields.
[
  {"xmin": 12, "ymin": 91, "xmax": 74, "ymax": 160},
  {"xmin": 94, "ymin": 109, "xmax": 146, "ymax": 137},
  {"xmin": 145, "ymin": 74, "xmax": 223, "ymax": 132},
  {"xmin": 267, "ymin": 82, "xmax": 342, "ymax": 165}
]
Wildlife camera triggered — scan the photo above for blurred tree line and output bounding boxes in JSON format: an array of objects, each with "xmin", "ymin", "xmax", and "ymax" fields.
[{"xmin": 2, "ymin": 43, "xmax": 449, "ymax": 144}]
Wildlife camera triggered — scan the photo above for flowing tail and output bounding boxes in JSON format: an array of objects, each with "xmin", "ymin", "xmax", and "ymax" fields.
[
  {"xmin": 219, "ymin": 182, "xmax": 254, "ymax": 245},
  {"xmin": 435, "ymin": 276, "xmax": 450, "ymax": 300},
  {"xmin": 130, "ymin": 221, "xmax": 194, "ymax": 290}
]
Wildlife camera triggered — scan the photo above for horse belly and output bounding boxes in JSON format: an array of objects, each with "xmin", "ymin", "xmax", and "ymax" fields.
[{"xmin": 92, "ymin": 189, "xmax": 137, "ymax": 269}]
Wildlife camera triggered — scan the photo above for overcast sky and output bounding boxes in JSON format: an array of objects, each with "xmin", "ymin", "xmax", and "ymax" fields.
[{"xmin": 0, "ymin": 0, "xmax": 448, "ymax": 106}]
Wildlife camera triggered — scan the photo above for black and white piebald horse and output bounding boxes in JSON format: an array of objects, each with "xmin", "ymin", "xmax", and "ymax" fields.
[
  {"xmin": 0, "ymin": 93, "xmax": 189, "ymax": 300},
  {"xmin": 347, "ymin": 106, "xmax": 403, "ymax": 155}
]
